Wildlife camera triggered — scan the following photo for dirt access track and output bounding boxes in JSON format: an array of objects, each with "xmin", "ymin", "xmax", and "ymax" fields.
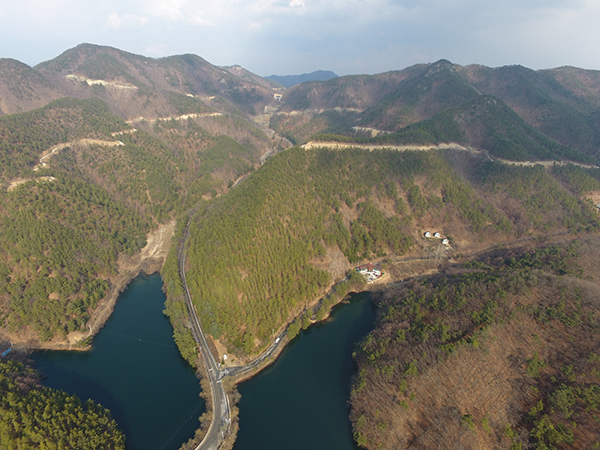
[
  {"xmin": 10, "ymin": 221, "xmax": 176, "ymax": 351},
  {"xmin": 302, "ymin": 141, "xmax": 478, "ymax": 154},
  {"xmin": 81, "ymin": 221, "xmax": 176, "ymax": 341},
  {"xmin": 303, "ymin": 141, "xmax": 599, "ymax": 170},
  {"xmin": 34, "ymin": 139, "xmax": 124, "ymax": 171}
]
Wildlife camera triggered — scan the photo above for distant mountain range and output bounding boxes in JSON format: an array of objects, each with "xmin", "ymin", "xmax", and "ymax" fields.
[
  {"xmin": 2, "ymin": 45, "xmax": 600, "ymax": 164},
  {"xmin": 265, "ymin": 70, "xmax": 339, "ymax": 88}
]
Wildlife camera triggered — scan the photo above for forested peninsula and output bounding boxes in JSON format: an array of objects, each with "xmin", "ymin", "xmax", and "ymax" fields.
[{"xmin": 0, "ymin": 359, "xmax": 125, "ymax": 449}]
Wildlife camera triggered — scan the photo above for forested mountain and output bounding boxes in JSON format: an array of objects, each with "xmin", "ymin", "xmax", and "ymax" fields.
[
  {"xmin": 271, "ymin": 59, "xmax": 600, "ymax": 162},
  {"xmin": 0, "ymin": 44, "xmax": 281, "ymax": 120},
  {"xmin": 0, "ymin": 48, "xmax": 281, "ymax": 345},
  {"xmin": 0, "ymin": 97, "xmax": 127, "ymax": 181},
  {"xmin": 35, "ymin": 44, "xmax": 277, "ymax": 116},
  {"xmin": 161, "ymin": 145, "xmax": 599, "ymax": 360},
  {"xmin": 275, "ymin": 69, "xmax": 416, "ymax": 113},
  {"xmin": 0, "ymin": 59, "xmax": 63, "ymax": 115},
  {"xmin": 350, "ymin": 238, "xmax": 600, "ymax": 450},
  {"xmin": 0, "ymin": 89, "xmax": 272, "ymax": 343},
  {"xmin": 1, "ymin": 43, "xmax": 600, "ymax": 450},
  {"xmin": 458, "ymin": 64, "xmax": 600, "ymax": 157},
  {"xmin": 0, "ymin": 174, "xmax": 149, "ymax": 341},
  {"xmin": 2, "ymin": 44, "xmax": 598, "ymax": 348},
  {"xmin": 318, "ymin": 95, "xmax": 591, "ymax": 163},
  {"xmin": 3, "ymin": 46, "xmax": 600, "ymax": 163}
]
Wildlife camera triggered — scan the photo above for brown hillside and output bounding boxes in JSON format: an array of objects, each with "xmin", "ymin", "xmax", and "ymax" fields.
[
  {"xmin": 0, "ymin": 58, "xmax": 63, "ymax": 115},
  {"xmin": 34, "ymin": 44, "xmax": 276, "ymax": 118},
  {"xmin": 351, "ymin": 239, "xmax": 600, "ymax": 450},
  {"xmin": 279, "ymin": 67, "xmax": 423, "ymax": 113},
  {"xmin": 543, "ymin": 66, "xmax": 600, "ymax": 109}
]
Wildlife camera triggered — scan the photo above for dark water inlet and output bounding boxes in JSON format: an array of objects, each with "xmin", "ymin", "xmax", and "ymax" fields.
[
  {"xmin": 33, "ymin": 274, "xmax": 375, "ymax": 450},
  {"xmin": 233, "ymin": 292, "xmax": 375, "ymax": 450},
  {"xmin": 34, "ymin": 273, "xmax": 204, "ymax": 450}
]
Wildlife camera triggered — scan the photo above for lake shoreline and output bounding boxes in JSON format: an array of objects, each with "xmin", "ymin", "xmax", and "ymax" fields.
[
  {"xmin": 2, "ymin": 221, "xmax": 175, "ymax": 352},
  {"xmin": 33, "ymin": 273, "xmax": 204, "ymax": 450}
]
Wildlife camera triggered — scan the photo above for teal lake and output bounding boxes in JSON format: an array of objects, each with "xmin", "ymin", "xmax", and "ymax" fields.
[
  {"xmin": 33, "ymin": 274, "xmax": 204, "ymax": 450},
  {"xmin": 34, "ymin": 274, "xmax": 375, "ymax": 450},
  {"xmin": 233, "ymin": 292, "xmax": 375, "ymax": 450}
]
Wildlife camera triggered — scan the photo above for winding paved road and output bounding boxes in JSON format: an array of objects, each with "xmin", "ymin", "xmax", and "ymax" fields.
[
  {"xmin": 179, "ymin": 222, "xmax": 231, "ymax": 450},
  {"xmin": 179, "ymin": 218, "xmax": 288, "ymax": 449}
]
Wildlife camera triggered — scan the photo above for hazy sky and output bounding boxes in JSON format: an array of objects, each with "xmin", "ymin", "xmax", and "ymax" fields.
[{"xmin": 1, "ymin": 0, "xmax": 599, "ymax": 76}]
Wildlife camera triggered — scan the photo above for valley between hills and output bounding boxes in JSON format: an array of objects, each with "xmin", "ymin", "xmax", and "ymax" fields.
[{"xmin": 1, "ymin": 43, "xmax": 600, "ymax": 449}]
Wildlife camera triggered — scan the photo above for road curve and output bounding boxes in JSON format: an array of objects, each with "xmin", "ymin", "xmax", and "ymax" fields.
[
  {"xmin": 221, "ymin": 331, "xmax": 285, "ymax": 379},
  {"xmin": 177, "ymin": 219, "xmax": 573, "ymax": 450},
  {"xmin": 179, "ymin": 221, "xmax": 231, "ymax": 450}
]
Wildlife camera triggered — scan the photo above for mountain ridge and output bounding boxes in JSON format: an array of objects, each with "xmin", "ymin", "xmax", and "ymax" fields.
[
  {"xmin": 265, "ymin": 70, "xmax": 338, "ymax": 88},
  {"xmin": 3, "ymin": 46, "xmax": 600, "ymax": 165}
]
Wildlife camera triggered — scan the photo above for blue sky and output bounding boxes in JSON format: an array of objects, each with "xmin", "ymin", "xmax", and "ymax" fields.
[{"xmin": 1, "ymin": 0, "xmax": 599, "ymax": 76}]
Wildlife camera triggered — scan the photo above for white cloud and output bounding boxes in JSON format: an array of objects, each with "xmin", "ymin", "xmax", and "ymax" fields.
[
  {"xmin": 188, "ymin": 12, "xmax": 212, "ymax": 26},
  {"xmin": 140, "ymin": 0, "xmax": 398, "ymax": 28},
  {"xmin": 106, "ymin": 12, "xmax": 148, "ymax": 30},
  {"xmin": 146, "ymin": 0, "xmax": 188, "ymax": 21},
  {"xmin": 106, "ymin": 13, "xmax": 122, "ymax": 29},
  {"xmin": 143, "ymin": 0, "xmax": 222, "ymax": 25},
  {"xmin": 145, "ymin": 44, "xmax": 169, "ymax": 56}
]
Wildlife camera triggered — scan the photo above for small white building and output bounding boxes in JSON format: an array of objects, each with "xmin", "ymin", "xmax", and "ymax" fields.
[
  {"xmin": 356, "ymin": 264, "xmax": 383, "ymax": 284},
  {"xmin": 442, "ymin": 238, "xmax": 449, "ymax": 245},
  {"xmin": 433, "ymin": 232, "xmax": 441, "ymax": 239},
  {"xmin": 424, "ymin": 231, "xmax": 432, "ymax": 238}
]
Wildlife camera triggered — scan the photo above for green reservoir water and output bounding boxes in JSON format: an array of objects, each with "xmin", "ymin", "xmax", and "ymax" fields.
[
  {"xmin": 33, "ymin": 273, "xmax": 204, "ymax": 450},
  {"xmin": 233, "ymin": 292, "xmax": 376, "ymax": 450}
]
